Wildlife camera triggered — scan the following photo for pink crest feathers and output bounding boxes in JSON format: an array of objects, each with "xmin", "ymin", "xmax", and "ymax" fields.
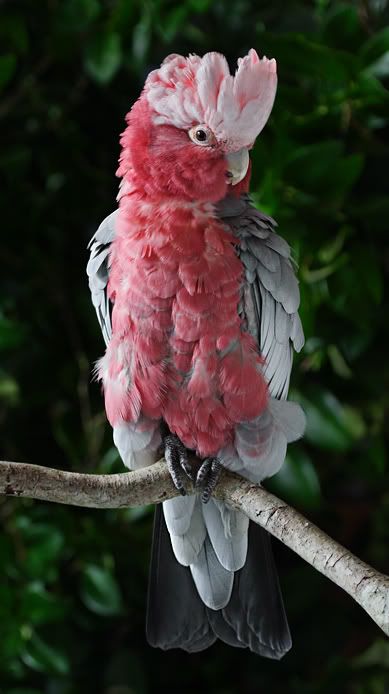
[{"xmin": 145, "ymin": 49, "xmax": 277, "ymax": 150}]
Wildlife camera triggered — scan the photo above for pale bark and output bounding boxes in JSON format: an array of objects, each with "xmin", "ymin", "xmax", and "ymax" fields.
[{"xmin": 1, "ymin": 458, "xmax": 388, "ymax": 637}]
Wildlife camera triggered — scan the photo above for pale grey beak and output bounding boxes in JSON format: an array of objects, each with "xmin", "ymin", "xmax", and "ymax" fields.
[{"xmin": 225, "ymin": 148, "xmax": 250, "ymax": 186}]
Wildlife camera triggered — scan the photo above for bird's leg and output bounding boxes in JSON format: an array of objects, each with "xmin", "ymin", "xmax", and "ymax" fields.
[
  {"xmin": 195, "ymin": 457, "xmax": 223, "ymax": 504},
  {"xmin": 160, "ymin": 422, "xmax": 193, "ymax": 496}
]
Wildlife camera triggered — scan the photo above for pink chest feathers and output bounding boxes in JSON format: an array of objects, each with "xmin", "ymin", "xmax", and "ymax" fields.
[{"xmin": 100, "ymin": 198, "xmax": 268, "ymax": 457}]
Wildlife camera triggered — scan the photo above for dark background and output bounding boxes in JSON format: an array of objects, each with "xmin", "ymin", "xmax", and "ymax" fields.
[{"xmin": 1, "ymin": 0, "xmax": 389, "ymax": 692}]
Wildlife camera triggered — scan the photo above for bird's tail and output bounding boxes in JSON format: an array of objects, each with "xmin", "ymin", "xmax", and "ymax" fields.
[{"xmin": 146, "ymin": 503, "xmax": 291, "ymax": 657}]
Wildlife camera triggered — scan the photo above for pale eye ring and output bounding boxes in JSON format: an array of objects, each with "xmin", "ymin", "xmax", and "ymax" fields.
[{"xmin": 188, "ymin": 124, "xmax": 215, "ymax": 147}]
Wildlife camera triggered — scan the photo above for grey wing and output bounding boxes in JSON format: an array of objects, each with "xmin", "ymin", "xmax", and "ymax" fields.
[
  {"xmin": 217, "ymin": 194, "xmax": 304, "ymax": 400},
  {"xmin": 86, "ymin": 210, "xmax": 118, "ymax": 346}
]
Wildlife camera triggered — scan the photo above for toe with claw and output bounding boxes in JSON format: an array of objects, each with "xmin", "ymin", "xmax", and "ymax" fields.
[
  {"xmin": 195, "ymin": 457, "xmax": 222, "ymax": 504},
  {"xmin": 163, "ymin": 432, "xmax": 193, "ymax": 496}
]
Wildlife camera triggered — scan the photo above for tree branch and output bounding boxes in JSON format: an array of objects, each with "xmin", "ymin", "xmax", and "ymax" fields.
[{"xmin": 1, "ymin": 458, "xmax": 388, "ymax": 637}]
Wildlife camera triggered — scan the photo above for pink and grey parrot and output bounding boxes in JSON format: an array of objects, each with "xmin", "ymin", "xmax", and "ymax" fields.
[{"xmin": 87, "ymin": 50, "xmax": 305, "ymax": 657}]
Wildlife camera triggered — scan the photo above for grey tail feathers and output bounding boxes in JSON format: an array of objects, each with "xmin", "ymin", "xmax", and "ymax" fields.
[{"xmin": 146, "ymin": 505, "xmax": 292, "ymax": 658}]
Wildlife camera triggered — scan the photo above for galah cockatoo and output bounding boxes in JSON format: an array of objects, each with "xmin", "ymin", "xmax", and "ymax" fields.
[{"xmin": 87, "ymin": 49, "xmax": 305, "ymax": 657}]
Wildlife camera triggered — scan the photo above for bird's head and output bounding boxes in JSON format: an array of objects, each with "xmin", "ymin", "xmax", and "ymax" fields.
[{"xmin": 118, "ymin": 49, "xmax": 277, "ymax": 203}]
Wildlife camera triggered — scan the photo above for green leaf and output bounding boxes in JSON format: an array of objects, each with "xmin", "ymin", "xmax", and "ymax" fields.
[
  {"xmin": 368, "ymin": 52, "xmax": 389, "ymax": 79},
  {"xmin": 85, "ymin": 32, "xmax": 122, "ymax": 84},
  {"xmin": 285, "ymin": 142, "xmax": 363, "ymax": 201},
  {"xmin": 267, "ymin": 448, "xmax": 321, "ymax": 509},
  {"xmin": 322, "ymin": 4, "xmax": 364, "ymax": 52},
  {"xmin": 0, "ymin": 15, "xmax": 29, "ymax": 53},
  {"xmin": 15, "ymin": 521, "xmax": 65, "ymax": 579},
  {"xmin": 294, "ymin": 388, "xmax": 366, "ymax": 451},
  {"xmin": 327, "ymin": 344, "xmax": 352, "ymax": 379},
  {"xmin": 188, "ymin": 0, "xmax": 212, "ymax": 10},
  {"xmin": 285, "ymin": 141, "xmax": 343, "ymax": 191},
  {"xmin": 132, "ymin": 18, "xmax": 151, "ymax": 64},
  {"xmin": 365, "ymin": 437, "xmax": 386, "ymax": 477},
  {"xmin": 20, "ymin": 582, "xmax": 66, "ymax": 625},
  {"xmin": 258, "ymin": 33, "xmax": 355, "ymax": 84},
  {"xmin": 352, "ymin": 639, "xmax": 389, "ymax": 668},
  {"xmin": 355, "ymin": 72, "xmax": 389, "ymax": 107},
  {"xmin": 158, "ymin": 6, "xmax": 189, "ymax": 43},
  {"xmin": 318, "ymin": 226, "xmax": 350, "ymax": 264},
  {"xmin": 329, "ymin": 154, "xmax": 364, "ymax": 201},
  {"xmin": 361, "ymin": 27, "xmax": 389, "ymax": 65},
  {"xmin": 80, "ymin": 564, "xmax": 123, "ymax": 616},
  {"xmin": 0, "ymin": 372, "xmax": 19, "ymax": 405},
  {"xmin": 58, "ymin": 0, "xmax": 100, "ymax": 32},
  {"xmin": 0, "ymin": 316, "xmax": 26, "ymax": 350},
  {"xmin": 21, "ymin": 632, "xmax": 69, "ymax": 676},
  {"xmin": 0, "ymin": 54, "xmax": 17, "ymax": 91}
]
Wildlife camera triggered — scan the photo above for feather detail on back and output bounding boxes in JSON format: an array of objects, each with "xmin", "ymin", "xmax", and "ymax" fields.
[{"xmin": 217, "ymin": 194, "xmax": 304, "ymax": 400}]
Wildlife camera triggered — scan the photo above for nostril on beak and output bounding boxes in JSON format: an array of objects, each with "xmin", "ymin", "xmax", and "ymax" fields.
[{"xmin": 226, "ymin": 171, "xmax": 234, "ymax": 178}]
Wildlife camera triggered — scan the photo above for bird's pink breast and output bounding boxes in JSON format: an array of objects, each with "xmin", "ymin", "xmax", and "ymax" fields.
[{"xmin": 100, "ymin": 195, "xmax": 268, "ymax": 457}]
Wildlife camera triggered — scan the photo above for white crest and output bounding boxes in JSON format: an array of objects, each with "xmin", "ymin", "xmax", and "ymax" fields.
[{"xmin": 145, "ymin": 49, "xmax": 277, "ymax": 150}]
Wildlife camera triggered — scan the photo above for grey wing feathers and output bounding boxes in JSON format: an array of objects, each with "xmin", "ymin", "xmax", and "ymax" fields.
[
  {"xmin": 217, "ymin": 194, "xmax": 304, "ymax": 400},
  {"xmin": 86, "ymin": 210, "xmax": 118, "ymax": 346}
]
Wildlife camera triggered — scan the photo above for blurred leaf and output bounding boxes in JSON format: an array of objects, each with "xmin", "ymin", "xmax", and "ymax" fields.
[
  {"xmin": 189, "ymin": 0, "xmax": 213, "ymax": 9},
  {"xmin": 97, "ymin": 445, "xmax": 121, "ymax": 473},
  {"xmin": 267, "ymin": 448, "xmax": 321, "ymax": 509},
  {"xmin": 20, "ymin": 582, "xmax": 66, "ymax": 625},
  {"xmin": 21, "ymin": 633, "xmax": 69, "ymax": 676},
  {"xmin": 285, "ymin": 141, "xmax": 343, "ymax": 189},
  {"xmin": 318, "ymin": 226, "xmax": 350, "ymax": 264},
  {"xmin": 0, "ymin": 315, "xmax": 26, "ymax": 350},
  {"xmin": 0, "ymin": 372, "xmax": 19, "ymax": 404},
  {"xmin": 15, "ymin": 520, "xmax": 65, "ymax": 579},
  {"xmin": 367, "ymin": 52, "xmax": 389, "ymax": 78},
  {"xmin": 85, "ymin": 32, "xmax": 122, "ymax": 84},
  {"xmin": 123, "ymin": 504, "xmax": 153, "ymax": 522},
  {"xmin": 57, "ymin": 0, "xmax": 100, "ymax": 31},
  {"xmin": 285, "ymin": 142, "xmax": 363, "ymax": 201},
  {"xmin": 322, "ymin": 4, "xmax": 364, "ymax": 52},
  {"xmin": 0, "ymin": 15, "xmax": 29, "ymax": 53},
  {"xmin": 0, "ymin": 54, "xmax": 17, "ymax": 91},
  {"xmin": 295, "ymin": 388, "xmax": 366, "ymax": 451},
  {"xmin": 80, "ymin": 564, "xmax": 123, "ymax": 616},
  {"xmin": 364, "ymin": 437, "xmax": 386, "ymax": 477},
  {"xmin": 355, "ymin": 72, "xmax": 389, "ymax": 107},
  {"xmin": 352, "ymin": 639, "xmax": 389, "ymax": 668},
  {"xmin": 361, "ymin": 27, "xmax": 389, "ymax": 65},
  {"xmin": 327, "ymin": 344, "xmax": 352, "ymax": 379},
  {"xmin": 132, "ymin": 17, "xmax": 151, "ymax": 64},
  {"xmin": 259, "ymin": 33, "xmax": 355, "ymax": 83},
  {"xmin": 158, "ymin": 6, "xmax": 188, "ymax": 42}
]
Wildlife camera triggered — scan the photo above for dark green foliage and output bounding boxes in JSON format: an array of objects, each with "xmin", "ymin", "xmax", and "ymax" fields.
[{"xmin": 1, "ymin": 0, "xmax": 388, "ymax": 691}]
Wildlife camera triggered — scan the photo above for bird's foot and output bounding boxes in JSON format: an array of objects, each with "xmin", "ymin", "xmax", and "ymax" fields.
[
  {"xmin": 164, "ymin": 433, "xmax": 193, "ymax": 496},
  {"xmin": 195, "ymin": 457, "xmax": 222, "ymax": 504}
]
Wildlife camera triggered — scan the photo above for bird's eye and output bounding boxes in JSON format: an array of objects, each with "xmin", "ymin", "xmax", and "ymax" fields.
[{"xmin": 188, "ymin": 125, "xmax": 215, "ymax": 147}]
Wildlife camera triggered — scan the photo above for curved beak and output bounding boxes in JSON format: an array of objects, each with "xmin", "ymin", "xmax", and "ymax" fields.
[{"xmin": 225, "ymin": 148, "xmax": 250, "ymax": 186}]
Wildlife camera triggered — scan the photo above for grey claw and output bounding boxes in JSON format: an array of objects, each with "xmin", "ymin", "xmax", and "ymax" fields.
[
  {"xmin": 164, "ymin": 434, "xmax": 192, "ymax": 494},
  {"xmin": 195, "ymin": 457, "xmax": 222, "ymax": 504}
]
